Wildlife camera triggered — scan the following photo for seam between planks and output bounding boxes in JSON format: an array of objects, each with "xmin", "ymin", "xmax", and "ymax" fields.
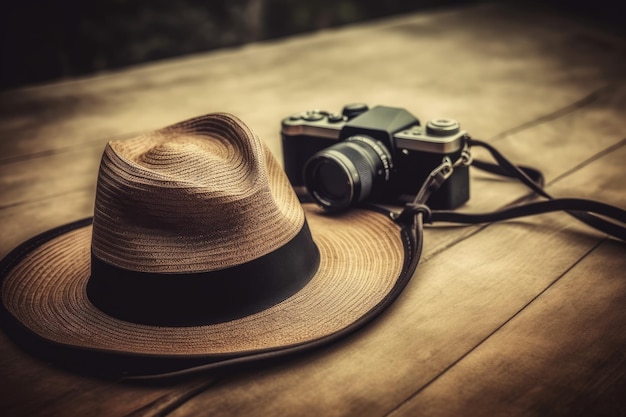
[{"xmin": 380, "ymin": 237, "xmax": 607, "ymax": 417}]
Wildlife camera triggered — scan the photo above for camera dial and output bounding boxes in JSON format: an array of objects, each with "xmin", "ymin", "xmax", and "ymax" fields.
[
  {"xmin": 426, "ymin": 118, "xmax": 460, "ymax": 136},
  {"xmin": 304, "ymin": 135, "xmax": 392, "ymax": 211}
]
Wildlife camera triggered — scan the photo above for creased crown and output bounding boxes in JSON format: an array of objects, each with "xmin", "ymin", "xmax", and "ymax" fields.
[{"xmin": 91, "ymin": 113, "xmax": 305, "ymax": 273}]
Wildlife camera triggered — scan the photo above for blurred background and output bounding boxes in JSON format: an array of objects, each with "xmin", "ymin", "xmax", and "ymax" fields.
[{"xmin": 0, "ymin": 0, "xmax": 620, "ymax": 91}]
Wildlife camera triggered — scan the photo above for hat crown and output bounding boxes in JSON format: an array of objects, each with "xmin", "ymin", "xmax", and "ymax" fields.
[{"xmin": 91, "ymin": 113, "xmax": 305, "ymax": 273}]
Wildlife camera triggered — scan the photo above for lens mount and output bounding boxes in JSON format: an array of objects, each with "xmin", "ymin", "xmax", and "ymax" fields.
[{"xmin": 304, "ymin": 135, "xmax": 393, "ymax": 211}]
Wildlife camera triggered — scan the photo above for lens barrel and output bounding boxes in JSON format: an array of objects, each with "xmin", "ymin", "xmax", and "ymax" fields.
[{"xmin": 304, "ymin": 136, "xmax": 392, "ymax": 211}]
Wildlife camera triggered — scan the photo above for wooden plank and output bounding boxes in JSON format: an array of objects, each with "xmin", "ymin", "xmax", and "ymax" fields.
[
  {"xmin": 1, "ymin": 1, "xmax": 623, "ymax": 257},
  {"xmin": 384, "ymin": 140, "xmax": 626, "ymax": 417},
  {"xmin": 3, "ymin": 78, "xmax": 624, "ymax": 211},
  {"xmin": 0, "ymin": 349, "xmax": 213, "ymax": 417},
  {"xmin": 0, "ymin": 326, "xmax": 177, "ymax": 417},
  {"xmin": 0, "ymin": 2, "xmax": 623, "ymax": 163},
  {"xmin": 0, "ymin": 294, "xmax": 213, "ymax": 417},
  {"xmin": 2, "ymin": 15, "xmax": 624, "ymax": 215},
  {"xmin": 0, "ymin": 142, "xmax": 103, "ymax": 210},
  {"xmin": 387, "ymin": 237, "xmax": 626, "ymax": 417},
  {"xmin": 4, "ymin": 80, "xmax": 623, "ymax": 262},
  {"xmin": 0, "ymin": 189, "xmax": 94, "ymax": 259},
  {"xmin": 164, "ymin": 132, "xmax": 626, "ymax": 416}
]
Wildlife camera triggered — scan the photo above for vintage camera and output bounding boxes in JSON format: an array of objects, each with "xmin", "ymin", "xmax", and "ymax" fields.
[{"xmin": 281, "ymin": 104, "xmax": 470, "ymax": 211}]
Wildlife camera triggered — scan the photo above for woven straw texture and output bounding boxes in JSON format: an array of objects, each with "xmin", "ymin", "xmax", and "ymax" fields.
[
  {"xmin": 1, "ymin": 113, "xmax": 406, "ymax": 357},
  {"xmin": 92, "ymin": 113, "xmax": 304, "ymax": 273}
]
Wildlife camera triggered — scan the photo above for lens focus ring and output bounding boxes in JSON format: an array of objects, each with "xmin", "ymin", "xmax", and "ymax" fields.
[{"xmin": 304, "ymin": 135, "xmax": 392, "ymax": 211}]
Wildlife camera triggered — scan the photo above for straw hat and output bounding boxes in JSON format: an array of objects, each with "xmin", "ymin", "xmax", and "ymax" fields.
[{"xmin": 0, "ymin": 113, "xmax": 418, "ymax": 377}]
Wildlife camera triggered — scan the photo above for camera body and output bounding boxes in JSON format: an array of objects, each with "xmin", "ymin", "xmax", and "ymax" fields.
[{"xmin": 281, "ymin": 104, "xmax": 470, "ymax": 210}]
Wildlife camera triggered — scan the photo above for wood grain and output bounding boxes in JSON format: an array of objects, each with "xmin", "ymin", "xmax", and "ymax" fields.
[
  {"xmin": 167, "ymin": 147, "xmax": 625, "ymax": 417},
  {"xmin": 1, "ymin": 3, "xmax": 623, "ymax": 163},
  {"xmin": 0, "ymin": 2, "xmax": 624, "ymax": 417},
  {"xmin": 387, "ymin": 237, "xmax": 626, "ymax": 417}
]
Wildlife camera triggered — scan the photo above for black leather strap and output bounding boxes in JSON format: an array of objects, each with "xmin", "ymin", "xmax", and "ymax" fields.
[
  {"xmin": 471, "ymin": 158, "xmax": 545, "ymax": 187},
  {"xmin": 395, "ymin": 138, "xmax": 626, "ymax": 242},
  {"xmin": 468, "ymin": 139, "xmax": 626, "ymax": 241},
  {"xmin": 431, "ymin": 198, "xmax": 626, "ymax": 232}
]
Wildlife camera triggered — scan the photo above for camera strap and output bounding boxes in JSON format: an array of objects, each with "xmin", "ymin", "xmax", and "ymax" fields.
[{"xmin": 394, "ymin": 137, "xmax": 626, "ymax": 242}]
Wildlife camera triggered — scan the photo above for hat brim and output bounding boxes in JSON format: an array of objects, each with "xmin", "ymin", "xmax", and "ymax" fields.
[{"xmin": 0, "ymin": 203, "xmax": 417, "ymax": 377}]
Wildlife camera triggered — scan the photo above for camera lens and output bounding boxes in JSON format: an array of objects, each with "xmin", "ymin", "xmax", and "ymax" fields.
[{"xmin": 304, "ymin": 136, "xmax": 392, "ymax": 211}]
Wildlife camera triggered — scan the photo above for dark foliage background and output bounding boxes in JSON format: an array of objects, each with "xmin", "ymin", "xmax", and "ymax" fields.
[
  {"xmin": 0, "ymin": 0, "xmax": 467, "ymax": 90},
  {"xmin": 0, "ymin": 0, "xmax": 620, "ymax": 90}
]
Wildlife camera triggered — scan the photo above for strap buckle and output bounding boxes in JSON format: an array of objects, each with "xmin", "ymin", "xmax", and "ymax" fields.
[
  {"xmin": 432, "ymin": 156, "xmax": 454, "ymax": 182},
  {"xmin": 454, "ymin": 141, "xmax": 473, "ymax": 168}
]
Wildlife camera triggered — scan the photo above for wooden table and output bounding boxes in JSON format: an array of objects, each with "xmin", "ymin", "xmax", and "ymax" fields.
[{"xmin": 1, "ymin": 2, "xmax": 625, "ymax": 416}]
